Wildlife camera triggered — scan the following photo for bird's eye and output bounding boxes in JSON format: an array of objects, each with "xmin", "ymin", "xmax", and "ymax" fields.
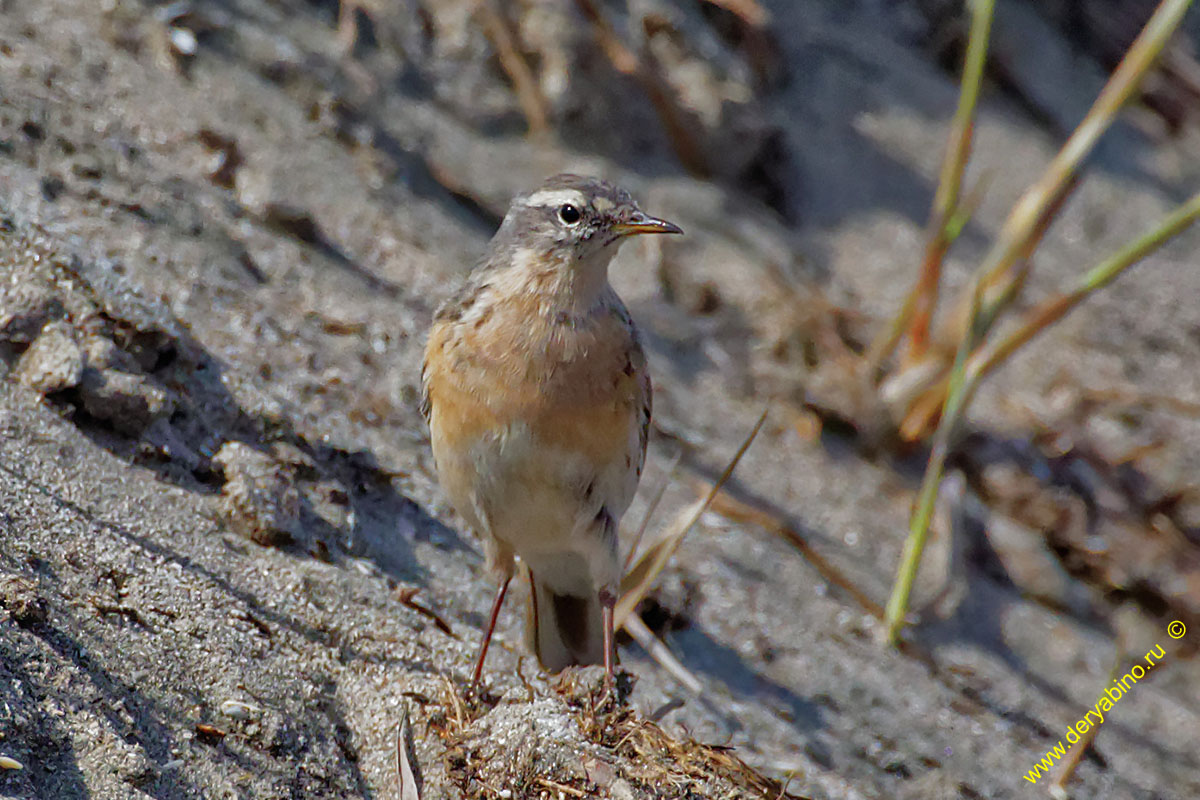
[{"xmin": 558, "ymin": 204, "xmax": 582, "ymax": 225}]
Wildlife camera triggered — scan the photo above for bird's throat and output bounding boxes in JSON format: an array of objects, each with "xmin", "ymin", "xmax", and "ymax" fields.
[{"xmin": 510, "ymin": 245, "xmax": 616, "ymax": 319}]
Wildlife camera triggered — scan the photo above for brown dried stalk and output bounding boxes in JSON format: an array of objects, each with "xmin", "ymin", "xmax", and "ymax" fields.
[
  {"xmin": 706, "ymin": 489, "xmax": 886, "ymax": 620},
  {"xmin": 476, "ymin": 0, "xmax": 550, "ymax": 137},
  {"xmin": 572, "ymin": 0, "xmax": 710, "ymax": 176}
]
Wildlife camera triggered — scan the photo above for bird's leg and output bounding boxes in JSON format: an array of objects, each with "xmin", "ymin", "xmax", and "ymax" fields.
[
  {"xmin": 471, "ymin": 575, "xmax": 512, "ymax": 689},
  {"xmin": 599, "ymin": 586, "xmax": 617, "ymax": 693}
]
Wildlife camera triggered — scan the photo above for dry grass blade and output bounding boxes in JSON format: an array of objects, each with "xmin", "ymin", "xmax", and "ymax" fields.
[
  {"xmin": 623, "ymin": 451, "xmax": 681, "ymax": 572},
  {"xmin": 397, "ymin": 587, "xmax": 457, "ymax": 638},
  {"xmin": 623, "ymin": 607, "xmax": 704, "ymax": 695},
  {"xmin": 705, "ymin": 489, "xmax": 885, "ymax": 619},
  {"xmin": 396, "ymin": 704, "xmax": 421, "ymax": 800},
  {"xmin": 617, "ymin": 497, "xmax": 707, "ymax": 629},
  {"xmin": 1084, "ymin": 387, "xmax": 1200, "ymax": 418},
  {"xmin": 896, "ymin": 373, "xmax": 950, "ymax": 443},
  {"xmin": 1050, "ymin": 632, "xmax": 1189, "ymax": 793},
  {"xmin": 1049, "ymin": 625, "xmax": 1131, "ymax": 795},
  {"xmin": 615, "ymin": 408, "xmax": 767, "ymax": 628},
  {"xmin": 535, "ymin": 777, "xmax": 586, "ymax": 797},
  {"xmin": 475, "ymin": 0, "xmax": 550, "ymax": 137},
  {"xmin": 441, "ymin": 674, "xmax": 466, "ymax": 730}
]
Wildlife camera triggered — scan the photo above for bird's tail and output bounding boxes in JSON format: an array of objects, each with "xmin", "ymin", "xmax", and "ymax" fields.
[{"xmin": 525, "ymin": 570, "xmax": 606, "ymax": 672}]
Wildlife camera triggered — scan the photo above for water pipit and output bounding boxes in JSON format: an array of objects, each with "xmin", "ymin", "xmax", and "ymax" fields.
[{"xmin": 421, "ymin": 174, "xmax": 682, "ymax": 688}]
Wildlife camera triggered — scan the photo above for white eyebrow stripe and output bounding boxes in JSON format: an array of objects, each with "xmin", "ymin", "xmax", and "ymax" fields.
[{"xmin": 522, "ymin": 189, "xmax": 588, "ymax": 208}]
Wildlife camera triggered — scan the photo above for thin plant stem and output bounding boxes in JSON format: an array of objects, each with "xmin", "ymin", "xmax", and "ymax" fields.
[
  {"xmin": 868, "ymin": 0, "xmax": 995, "ymax": 373},
  {"xmin": 951, "ymin": 0, "xmax": 1194, "ymax": 335},
  {"xmin": 880, "ymin": 0, "xmax": 1191, "ymax": 401},
  {"xmin": 615, "ymin": 408, "xmax": 767, "ymax": 628},
  {"xmin": 707, "ymin": 488, "xmax": 886, "ymax": 618},
  {"xmin": 1048, "ymin": 644, "xmax": 1124, "ymax": 795},
  {"xmin": 884, "ymin": 283, "xmax": 983, "ymax": 643},
  {"xmin": 890, "ymin": 0, "xmax": 1185, "ymax": 435},
  {"xmin": 476, "ymin": 0, "xmax": 550, "ymax": 137},
  {"xmin": 624, "ymin": 451, "xmax": 682, "ymax": 572},
  {"xmin": 886, "ymin": 191, "xmax": 1200, "ymax": 640},
  {"xmin": 966, "ymin": 190, "xmax": 1200, "ymax": 385},
  {"xmin": 623, "ymin": 613, "xmax": 703, "ymax": 694},
  {"xmin": 888, "ymin": 0, "xmax": 1187, "ymax": 432},
  {"xmin": 906, "ymin": 0, "xmax": 995, "ymax": 359},
  {"xmin": 890, "ymin": 174, "xmax": 1079, "ymax": 440}
]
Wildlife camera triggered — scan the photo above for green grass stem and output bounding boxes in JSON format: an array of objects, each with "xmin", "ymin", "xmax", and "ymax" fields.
[
  {"xmin": 869, "ymin": 0, "xmax": 995, "ymax": 373},
  {"xmin": 967, "ymin": 190, "xmax": 1200, "ymax": 384},
  {"xmin": 884, "ymin": 284, "xmax": 984, "ymax": 643},
  {"xmin": 955, "ymin": 0, "xmax": 1194, "ymax": 334},
  {"xmin": 885, "ymin": 190, "xmax": 1200, "ymax": 642}
]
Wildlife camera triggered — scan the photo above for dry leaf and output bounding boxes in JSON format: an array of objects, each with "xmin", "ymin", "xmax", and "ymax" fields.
[{"xmin": 396, "ymin": 705, "xmax": 421, "ymax": 800}]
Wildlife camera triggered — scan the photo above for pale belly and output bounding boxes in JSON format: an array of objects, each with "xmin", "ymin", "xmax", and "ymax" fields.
[{"xmin": 431, "ymin": 413, "xmax": 637, "ymax": 559}]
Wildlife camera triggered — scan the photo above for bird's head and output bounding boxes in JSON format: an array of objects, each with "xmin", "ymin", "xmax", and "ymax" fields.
[{"xmin": 492, "ymin": 174, "xmax": 683, "ymax": 270}]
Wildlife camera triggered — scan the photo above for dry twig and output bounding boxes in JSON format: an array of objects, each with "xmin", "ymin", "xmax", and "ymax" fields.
[
  {"xmin": 623, "ymin": 610, "xmax": 704, "ymax": 695},
  {"xmin": 572, "ymin": 0, "xmax": 710, "ymax": 175},
  {"xmin": 475, "ymin": 0, "xmax": 550, "ymax": 137},
  {"xmin": 397, "ymin": 586, "xmax": 456, "ymax": 638},
  {"xmin": 616, "ymin": 409, "xmax": 767, "ymax": 626}
]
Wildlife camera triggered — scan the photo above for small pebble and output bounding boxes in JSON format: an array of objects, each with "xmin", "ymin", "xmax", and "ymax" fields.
[
  {"xmin": 219, "ymin": 700, "xmax": 262, "ymax": 720},
  {"xmin": 213, "ymin": 442, "xmax": 300, "ymax": 546},
  {"xmin": 78, "ymin": 367, "xmax": 174, "ymax": 435},
  {"xmin": 168, "ymin": 27, "xmax": 197, "ymax": 56},
  {"xmin": 15, "ymin": 322, "xmax": 83, "ymax": 395}
]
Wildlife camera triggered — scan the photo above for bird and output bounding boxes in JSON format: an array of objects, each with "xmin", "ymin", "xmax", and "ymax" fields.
[{"xmin": 420, "ymin": 173, "xmax": 682, "ymax": 689}]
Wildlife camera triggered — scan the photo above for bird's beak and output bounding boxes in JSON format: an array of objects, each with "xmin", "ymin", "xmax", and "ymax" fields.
[{"xmin": 611, "ymin": 210, "xmax": 683, "ymax": 237}]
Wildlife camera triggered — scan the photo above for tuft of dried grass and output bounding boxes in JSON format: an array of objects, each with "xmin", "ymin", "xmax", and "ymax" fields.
[
  {"xmin": 554, "ymin": 671, "xmax": 811, "ymax": 799},
  {"xmin": 423, "ymin": 669, "xmax": 810, "ymax": 798}
]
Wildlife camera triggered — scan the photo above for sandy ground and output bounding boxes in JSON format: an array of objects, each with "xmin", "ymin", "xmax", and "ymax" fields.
[{"xmin": 2, "ymin": 1, "xmax": 1199, "ymax": 798}]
